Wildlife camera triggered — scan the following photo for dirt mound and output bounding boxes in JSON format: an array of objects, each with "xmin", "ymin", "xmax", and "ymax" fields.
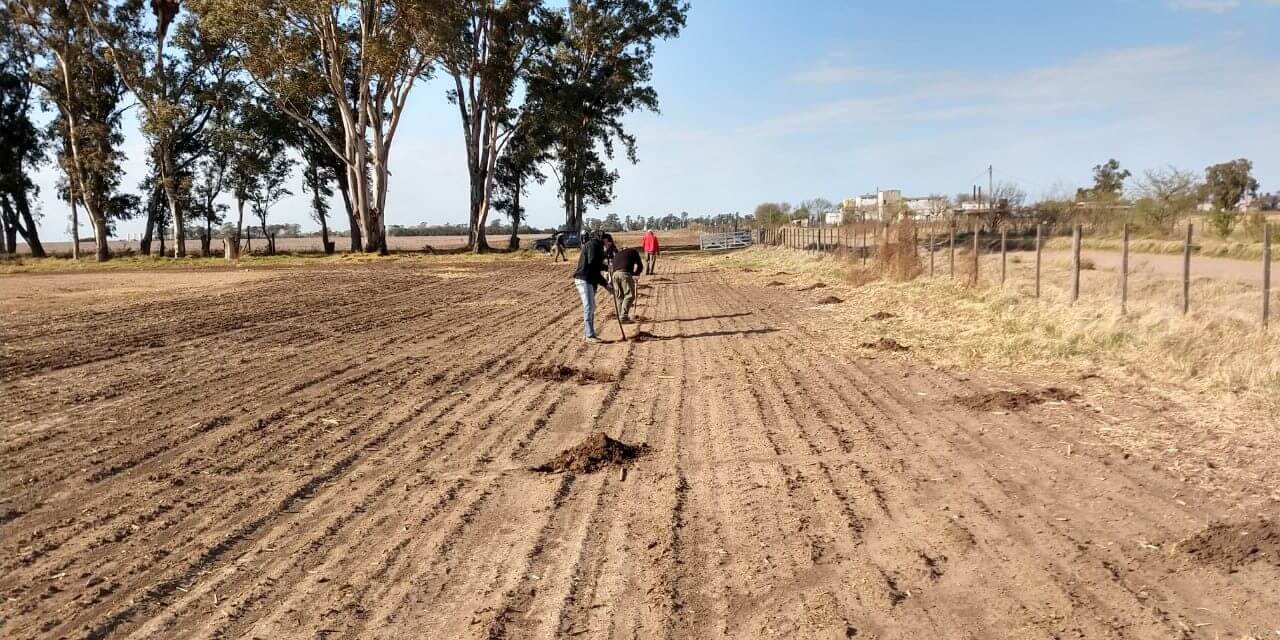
[
  {"xmin": 766, "ymin": 281, "xmax": 786, "ymax": 287},
  {"xmin": 861, "ymin": 337, "xmax": 909, "ymax": 352},
  {"xmin": 1176, "ymin": 518, "xmax": 1280, "ymax": 570},
  {"xmin": 816, "ymin": 296, "xmax": 844, "ymax": 305},
  {"xmin": 867, "ymin": 311, "xmax": 898, "ymax": 321},
  {"xmin": 955, "ymin": 387, "xmax": 1078, "ymax": 412},
  {"xmin": 797, "ymin": 282, "xmax": 828, "ymax": 291},
  {"xmin": 632, "ymin": 330, "xmax": 660, "ymax": 342},
  {"xmin": 521, "ymin": 364, "xmax": 616, "ymax": 385},
  {"xmin": 532, "ymin": 432, "xmax": 649, "ymax": 474}
]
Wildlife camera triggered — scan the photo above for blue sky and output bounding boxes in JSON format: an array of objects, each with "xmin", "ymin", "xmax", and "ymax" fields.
[{"xmin": 33, "ymin": 0, "xmax": 1280, "ymax": 240}]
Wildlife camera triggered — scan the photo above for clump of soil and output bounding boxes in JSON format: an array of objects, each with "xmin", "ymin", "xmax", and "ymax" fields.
[
  {"xmin": 955, "ymin": 387, "xmax": 1078, "ymax": 412},
  {"xmin": 632, "ymin": 330, "xmax": 659, "ymax": 342},
  {"xmin": 521, "ymin": 364, "xmax": 616, "ymax": 385},
  {"xmin": 766, "ymin": 281, "xmax": 786, "ymax": 287},
  {"xmin": 861, "ymin": 337, "xmax": 909, "ymax": 352},
  {"xmin": 816, "ymin": 296, "xmax": 844, "ymax": 305},
  {"xmin": 867, "ymin": 311, "xmax": 898, "ymax": 321},
  {"xmin": 652, "ymin": 277, "xmax": 674, "ymax": 283},
  {"xmin": 532, "ymin": 432, "xmax": 649, "ymax": 474},
  {"xmin": 1176, "ymin": 518, "xmax": 1280, "ymax": 570},
  {"xmin": 797, "ymin": 282, "xmax": 828, "ymax": 291}
]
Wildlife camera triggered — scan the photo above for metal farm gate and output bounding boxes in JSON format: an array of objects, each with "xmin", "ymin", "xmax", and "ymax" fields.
[{"xmin": 699, "ymin": 230, "xmax": 754, "ymax": 250}]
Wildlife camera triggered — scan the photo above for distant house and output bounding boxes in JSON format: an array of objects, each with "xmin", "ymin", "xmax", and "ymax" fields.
[{"xmin": 842, "ymin": 190, "xmax": 946, "ymax": 220}]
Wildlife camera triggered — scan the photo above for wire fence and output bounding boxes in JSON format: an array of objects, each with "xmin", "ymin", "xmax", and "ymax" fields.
[{"xmin": 757, "ymin": 219, "xmax": 1276, "ymax": 329}]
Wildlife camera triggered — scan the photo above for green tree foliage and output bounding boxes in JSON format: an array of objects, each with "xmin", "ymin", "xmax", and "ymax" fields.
[
  {"xmin": 13, "ymin": 0, "xmax": 133, "ymax": 261},
  {"xmin": 1203, "ymin": 158, "xmax": 1259, "ymax": 237},
  {"xmin": 1132, "ymin": 166, "xmax": 1199, "ymax": 235},
  {"xmin": 92, "ymin": 0, "xmax": 236, "ymax": 257},
  {"xmin": 191, "ymin": 0, "xmax": 441, "ymax": 254},
  {"xmin": 0, "ymin": 6, "xmax": 47, "ymax": 256},
  {"xmin": 753, "ymin": 202, "xmax": 792, "ymax": 227},
  {"xmin": 437, "ymin": 0, "xmax": 549, "ymax": 252},
  {"xmin": 491, "ymin": 125, "xmax": 547, "ymax": 249},
  {"xmin": 526, "ymin": 0, "xmax": 687, "ymax": 233},
  {"xmin": 1078, "ymin": 158, "xmax": 1131, "ymax": 201}
]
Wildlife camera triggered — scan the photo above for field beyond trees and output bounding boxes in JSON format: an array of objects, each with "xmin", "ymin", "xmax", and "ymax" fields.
[{"xmin": 2, "ymin": 253, "xmax": 1277, "ymax": 639}]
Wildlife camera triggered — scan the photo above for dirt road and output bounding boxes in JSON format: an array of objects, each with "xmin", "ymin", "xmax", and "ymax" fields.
[
  {"xmin": 1041, "ymin": 249, "xmax": 1272, "ymax": 287},
  {"xmin": 2, "ymin": 258, "xmax": 1276, "ymax": 639}
]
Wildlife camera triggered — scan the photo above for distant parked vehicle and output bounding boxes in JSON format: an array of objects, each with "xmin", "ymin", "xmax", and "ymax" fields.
[{"xmin": 533, "ymin": 232, "xmax": 581, "ymax": 253}]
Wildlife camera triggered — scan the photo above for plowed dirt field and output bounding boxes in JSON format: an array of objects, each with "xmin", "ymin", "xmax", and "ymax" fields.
[{"xmin": 2, "ymin": 258, "xmax": 1277, "ymax": 639}]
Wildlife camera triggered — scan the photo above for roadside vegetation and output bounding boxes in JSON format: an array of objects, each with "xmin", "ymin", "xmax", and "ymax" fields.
[{"xmin": 699, "ymin": 243, "xmax": 1280, "ymax": 422}]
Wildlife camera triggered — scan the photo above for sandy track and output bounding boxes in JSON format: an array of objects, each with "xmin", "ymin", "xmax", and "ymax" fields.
[{"xmin": 1, "ymin": 259, "xmax": 1276, "ymax": 639}]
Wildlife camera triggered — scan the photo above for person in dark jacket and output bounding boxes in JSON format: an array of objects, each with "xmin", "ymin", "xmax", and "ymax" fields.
[
  {"xmin": 573, "ymin": 232, "xmax": 614, "ymax": 342},
  {"xmin": 609, "ymin": 245, "xmax": 644, "ymax": 322}
]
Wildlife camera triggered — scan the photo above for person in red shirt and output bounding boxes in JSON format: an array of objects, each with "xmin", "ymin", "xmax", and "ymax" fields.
[{"xmin": 641, "ymin": 229, "xmax": 660, "ymax": 275}]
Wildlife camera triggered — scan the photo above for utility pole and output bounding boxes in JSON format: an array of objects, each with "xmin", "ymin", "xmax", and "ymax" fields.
[{"xmin": 988, "ymin": 165, "xmax": 994, "ymax": 214}]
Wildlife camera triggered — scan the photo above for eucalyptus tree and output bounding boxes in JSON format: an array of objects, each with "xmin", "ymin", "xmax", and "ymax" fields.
[
  {"xmin": 437, "ymin": 0, "xmax": 549, "ymax": 252},
  {"xmin": 0, "ymin": 6, "xmax": 47, "ymax": 256},
  {"xmin": 491, "ymin": 124, "xmax": 547, "ymax": 250},
  {"xmin": 527, "ymin": 0, "xmax": 686, "ymax": 232},
  {"xmin": 192, "ymin": 0, "xmax": 446, "ymax": 254},
  {"xmin": 89, "ymin": 0, "xmax": 236, "ymax": 257},
  {"xmin": 13, "ymin": 0, "xmax": 130, "ymax": 261},
  {"xmin": 222, "ymin": 98, "xmax": 291, "ymax": 258}
]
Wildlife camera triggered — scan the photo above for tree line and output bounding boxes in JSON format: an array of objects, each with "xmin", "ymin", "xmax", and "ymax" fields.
[{"xmin": 0, "ymin": 0, "xmax": 688, "ymax": 261}]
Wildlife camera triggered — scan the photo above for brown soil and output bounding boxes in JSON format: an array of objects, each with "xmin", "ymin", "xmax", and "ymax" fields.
[
  {"xmin": 866, "ymin": 311, "xmax": 898, "ymax": 321},
  {"xmin": 1, "ymin": 258, "xmax": 1276, "ymax": 639},
  {"xmin": 797, "ymin": 282, "xmax": 828, "ymax": 291},
  {"xmin": 521, "ymin": 364, "xmax": 617, "ymax": 385},
  {"xmin": 861, "ymin": 337, "xmax": 909, "ymax": 351},
  {"xmin": 765, "ymin": 280, "xmax": 785, "ymax": 287},
  {"xmin": 956, "ymin": 387, "xmax": 1079, "ymax": 411},
  {"xmin": 816, "ymin": 295, "xmax": 844, "ymax": 305},
  {"xmin": 1176, "ymin": 518, "xmax": 1280, "ymax": 570},
  {"xmin": 531, "ymin": 432, "xmax": 648, "ymax": 474}
]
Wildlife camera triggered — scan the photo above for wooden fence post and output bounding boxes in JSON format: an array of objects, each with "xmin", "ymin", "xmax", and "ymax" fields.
[
  {"xmin": 1264, "ymin": 223, "xmax": 1272, "ymax": 329},
  {"xmin": 949, "ymin": 220, "xmax": 956, "ymax": 280},
  {"xmin": 972, "ymin": 225, "xmax": 980, "ymax": 286},
  {"xmin": 1000, "ymin": 228, "xmax": 1007, "ymax": 286},
  {"xmin": 1121, "ymin": 223, "xmax": 1130, "ymax": 315},
  {"xmin": 1071, "ymin": 224, "xmax": 1082, "ymax": 303},
  {"xmin": 1035, "ymin": 222, "xmax": 1042, "ymax": 298},
  {"xmin": 861, "ymin": 217, "xmax": 867, "ymax": 265},
  {"xmin": 928, "ymin": 228, "xmax": 935, "ymax": 277},
  {"xmin": 1183, "ymin": 222, "xmax": 1192, "ymax": 315}
]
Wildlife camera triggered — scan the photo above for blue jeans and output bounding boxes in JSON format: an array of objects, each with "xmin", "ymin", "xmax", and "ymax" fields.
[{"xmin": 574, "ymin": 278, "xmax": 597, "ymax": 338}]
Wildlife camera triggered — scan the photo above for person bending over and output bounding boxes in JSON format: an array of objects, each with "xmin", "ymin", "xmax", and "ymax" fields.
[
  {"xmin": 572, "ymin": 232, "xmax": 614, "ymax": 343},
  {"xmin": 609, "ymin": 244, "xmax": 645, "ymax": 322}
]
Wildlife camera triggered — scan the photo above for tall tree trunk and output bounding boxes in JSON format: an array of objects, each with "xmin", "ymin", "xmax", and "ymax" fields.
[
  {"xmin": 140, "ymin": 204, "xmax": 155, "ymax": 255},
  {"xmin": 12, "ymin": 189, "xmax": 46, "ymax": 257},
  {"xmin": 509, "ymin": 177, "xmax": 521, "ymax": 251},
  {"xmin": 201, "ymin": 220, "xmax": 212, "ymax": 256},
  {"xmin": 92, "ymin": 212, "xmax": 110, "ymax": 262},
  {"xmin": 161, "ymin": 153, "xmax": 185, "ymax": 257},
  {"xmin": 336, "ymin": 168, "xmax": 360, "ymax": 251},
  {"xmin": 70, "ymin": 190, "xmax": 80, "ymax": 260},
  {"xmin": 1, "ymin": 198, "xmax": 15, "ymax": 254}
]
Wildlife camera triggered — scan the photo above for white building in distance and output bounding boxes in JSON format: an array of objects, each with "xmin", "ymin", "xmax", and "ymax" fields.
[{"xmin": 842, "ymin": 190, "xmax": 948, "ymax": 221}]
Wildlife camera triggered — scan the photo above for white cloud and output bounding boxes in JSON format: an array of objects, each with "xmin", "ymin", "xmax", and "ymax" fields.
[
  {"xmin": 750, "ymin": 44, "xmax": 1280, "ymax": 137},
  {"xmin": 1169, "ymin": 0, "xmax": 1240, "ymax": 12}
]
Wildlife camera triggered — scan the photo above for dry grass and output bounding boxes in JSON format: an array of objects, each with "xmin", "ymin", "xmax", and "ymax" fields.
[
  {"xmin": 700, "ymin": 246, "xmax": 1280, "ymax": 411},
  {"xmin": 1045, "ymin": 235, "xmax": 1280, "ymax": 262}
]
